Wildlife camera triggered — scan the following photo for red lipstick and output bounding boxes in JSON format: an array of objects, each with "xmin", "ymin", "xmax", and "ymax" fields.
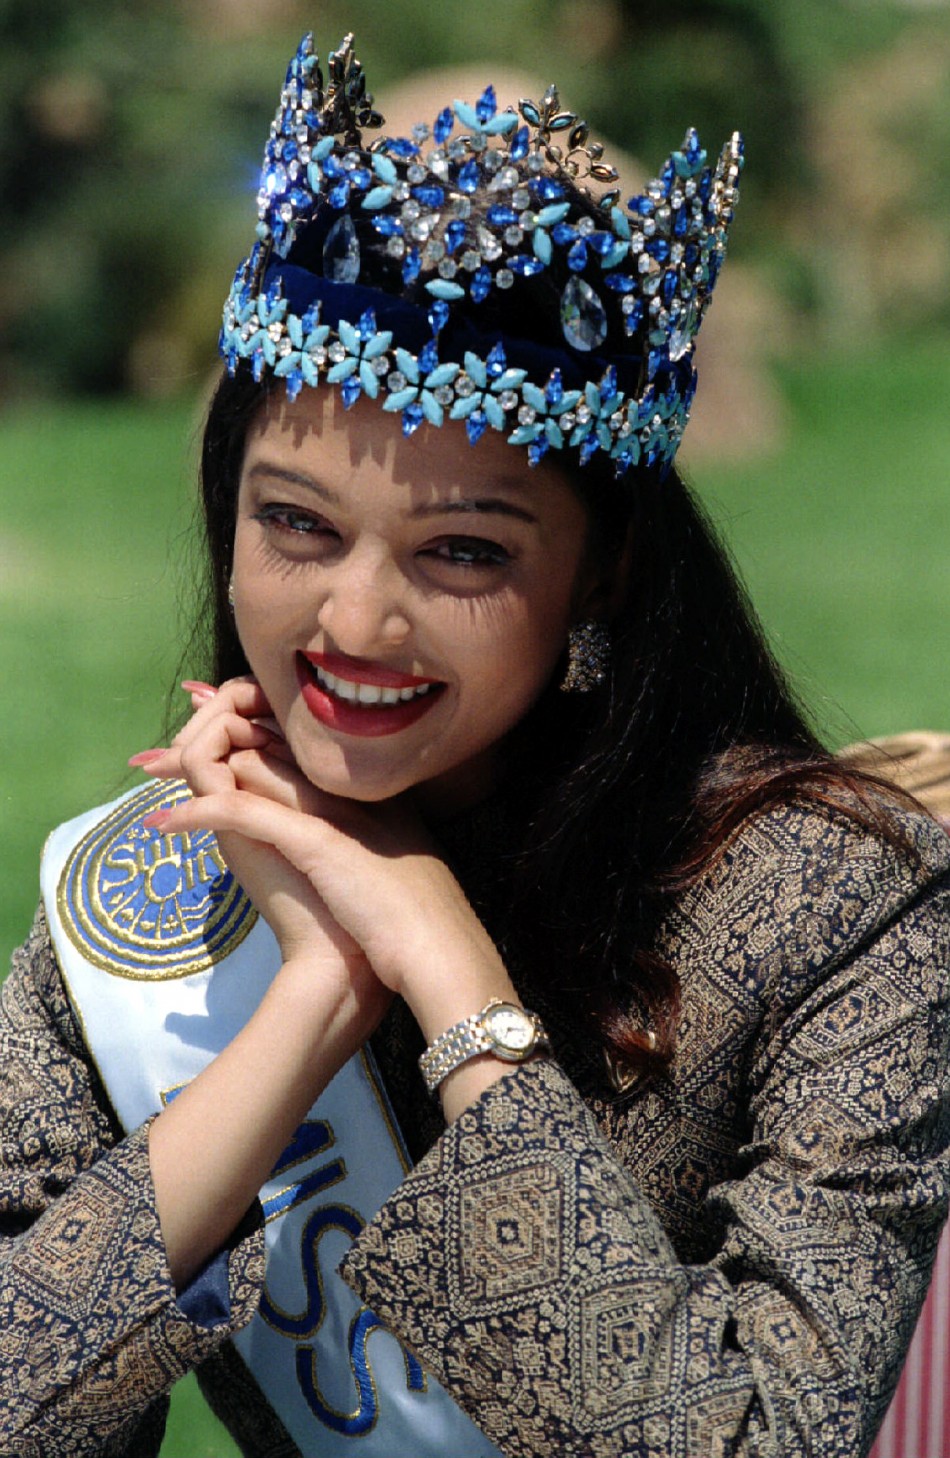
[{"xmin": 295, "ymin": 652, "xmax": 445, "ymax": 738}]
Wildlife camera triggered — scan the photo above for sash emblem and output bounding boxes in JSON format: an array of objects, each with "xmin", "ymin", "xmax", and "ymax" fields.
[{"xmin": 57, "ymin": 780, "xmax": 256, "ymax": 979}]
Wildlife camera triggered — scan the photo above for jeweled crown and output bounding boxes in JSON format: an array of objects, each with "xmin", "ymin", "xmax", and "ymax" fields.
[{"xmin": 220, "ymin": 32, "xmax": 744, "ymax": 476}]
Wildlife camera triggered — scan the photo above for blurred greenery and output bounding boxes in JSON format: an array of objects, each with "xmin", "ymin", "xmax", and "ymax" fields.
[{"xmin": 1, "ymin": 0, "xmax": 947, "ymax": 397}]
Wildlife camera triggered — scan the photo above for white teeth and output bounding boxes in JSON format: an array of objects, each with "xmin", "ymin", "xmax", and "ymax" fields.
[{"xmin": 313, "ymin": 663, "xmax": 434, "ymax": 707}]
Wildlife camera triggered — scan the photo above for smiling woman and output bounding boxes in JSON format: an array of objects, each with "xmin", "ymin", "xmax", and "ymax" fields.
[{"xmin": 3, "ymin": 26, "xmax": 950, "ymax": 1458}]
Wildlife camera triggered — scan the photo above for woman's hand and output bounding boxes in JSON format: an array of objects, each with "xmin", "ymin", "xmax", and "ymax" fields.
[{"xmin": 133, "ymin": 678, "xmax": 519, "ymax": 1051}]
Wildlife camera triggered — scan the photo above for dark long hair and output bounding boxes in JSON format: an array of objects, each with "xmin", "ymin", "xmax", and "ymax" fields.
[{"xmin": 194, "ymin": 180, "xmax": 912, "ymax": 1079}]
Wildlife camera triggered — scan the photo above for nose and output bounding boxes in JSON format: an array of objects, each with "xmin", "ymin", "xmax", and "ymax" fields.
[{"xmin": 314, "ymin": 546, "xmax": 412, "ymax": 656}]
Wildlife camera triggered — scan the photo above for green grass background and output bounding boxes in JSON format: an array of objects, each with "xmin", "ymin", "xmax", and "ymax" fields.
[{"xmin": 1, "ymin": 339, "xmax": 948, "ymax": 1452}]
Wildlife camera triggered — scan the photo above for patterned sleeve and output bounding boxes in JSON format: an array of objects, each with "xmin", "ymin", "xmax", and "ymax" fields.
[
  {"xmin": 0, "ymin": 906, "xmax": 266, "ymax": 1458},
  {"xmin": 340, "ymin": 813, "xmax": 950, "ymax": 1458}
]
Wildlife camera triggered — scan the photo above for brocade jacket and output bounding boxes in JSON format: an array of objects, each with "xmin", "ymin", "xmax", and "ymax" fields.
[{"xmin": 2, "ymin": 797, "xmax": 950, "ymax": 1457}]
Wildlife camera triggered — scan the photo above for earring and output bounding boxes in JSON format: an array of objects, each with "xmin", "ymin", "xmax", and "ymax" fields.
[
  {"xmin": 559, "ymin": 621, "xmax": 611, "ymax": 693},
  {"xmin": 227, "ymin": 576, "xmax": 235, "ymax": 610}
]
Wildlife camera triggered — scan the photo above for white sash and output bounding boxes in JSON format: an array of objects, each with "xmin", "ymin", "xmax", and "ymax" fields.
[{"xmin": 42, "ymin": 781, "xmax": 499, "ymax": 1457}]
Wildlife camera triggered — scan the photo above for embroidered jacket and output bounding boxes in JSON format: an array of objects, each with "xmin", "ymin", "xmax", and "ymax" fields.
[{"xmin": 2, "ymin": 798, "xmax": 949, "ymax": 1457}]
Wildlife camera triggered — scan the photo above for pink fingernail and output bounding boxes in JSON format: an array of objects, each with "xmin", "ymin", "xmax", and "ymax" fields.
[
  {"xmin": 142, "ymin": 811, "xmax": 172, "ymax": 831},
  {"xmin": 128, "ymin": 750, "xmax": 166, "ymax": 767},
  {"xmin": 181, "ymin": 680, "xmax": 216, "ymax": 698}
]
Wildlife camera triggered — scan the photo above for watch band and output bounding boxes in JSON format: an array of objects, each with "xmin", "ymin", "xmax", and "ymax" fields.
[{"xmin": 418, "ymin": 997, "xmax": 549, "ymax": 1095}]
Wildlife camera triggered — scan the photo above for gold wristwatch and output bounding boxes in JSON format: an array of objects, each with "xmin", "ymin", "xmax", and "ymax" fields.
[{"xmin": 418, "ymin": 997, "xmax": 550, "ymax": 1095}]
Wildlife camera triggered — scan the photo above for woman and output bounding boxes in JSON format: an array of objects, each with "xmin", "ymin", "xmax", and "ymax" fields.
[{"xmin": 3, "ymin": 31, "xmax": 949, "ymax": 1458}]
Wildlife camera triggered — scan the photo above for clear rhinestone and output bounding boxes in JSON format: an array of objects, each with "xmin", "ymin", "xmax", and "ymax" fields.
[
  {"xmin": 322, "ymin": 215, "xmax": 361, "ymax": 283},
  {"xmin": 393, "ymin": 182, "xmax": 411, "ymax": 201},
  {"xmin": 425, "ymin": 239, "xmax": 446, "ymax": 263},
  {"xmin": 560, "ymin": 410, "xmax": 576, "ymax": 431},
  {"xmin": 517, "ymin": 405, "xmax": 537, "ymax": 425},
  {"xmin": 461, "ymin": 249, "xmax": 482, "ymax": 272},
  {"xmin": 560, "ymin": 276, "xmax": 608, "ymax": 351},
  {"xmin": 576, "ymin": 403, "xmax": 592, "ymax": 424},
  {"xmin": 498, "ymin": 390, "xmax": 518, "ymax": 410},
  {"xmin": 387, "ymin": 370, "xmax": 408, "ymax": 392},
  {"xmin": 455, "ymin": 374, "xmax": 475, "ymax": 398},
  {"xmin": 373, "ymin": 356, "xmax": 390, "ymax": 376},
  {"xmin": 477, "ymin": 227, "xmax": 503, "ymax": 261},
  {"xmin": 438, "ymin": 258, "xmax": 458, "ymax": 278},
  {"xmin": 526, "ymin": 154, "xmax": 544, "ymax": 174},
  {"xmin": 328, "ymin": 341, "xmax": 346, "ymax": 363},
  {"xmin": 577, "ymin": 216, "xmax": 595, "ymax": 237},
  {"xmin": 482, "ymin": 146, "xmax": 501, "ymax": 169},
  {"xmin": 410, "ymin": 218, "xmax": 432, "ymax": 241},
  {"xmin": 434, "ymin": 385, "xmax": 455, "ymax": 404},
  {"xmin": 386, "ymin": 236, "xmax": 406, "ymax": 258},
  {"xmin": 496, "ymin": 268, "xmax": 514, "ymax": 289},
  {"xmin": 401, "ymin": 200, "xmax": 421, "ymax": 222},
  {"xmin": 503, "ymin": 226, "xmax": 524, "ymax": 246},
  {"xmin": 512, "ymin": 187, "xmax": 531, "ymax": 209},
  {"xmin": 452, "ymin": 196, "xmax": 472, "ymax": 219},
  {"xmin": 407, "ymin": 163, "xmax": 426, "ymax": 183}
]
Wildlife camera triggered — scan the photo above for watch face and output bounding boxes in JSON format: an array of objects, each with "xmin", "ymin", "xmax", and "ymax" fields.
[{"xmin": 483, "ymin": 1002, "xmax": 535, "ymax": 1055}]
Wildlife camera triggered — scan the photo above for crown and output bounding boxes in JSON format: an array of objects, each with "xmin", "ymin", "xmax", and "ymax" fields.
[{"xmin": 220, "ymin": 32, "xmax": 744, "ymax": 477}]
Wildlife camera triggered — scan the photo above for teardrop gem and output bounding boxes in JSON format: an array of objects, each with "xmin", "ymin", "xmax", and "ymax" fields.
[
  {"xmin": 560, "ymin": 277, "xmax": 608, "ymax": 352},
  {"xmin": 323, "ymin": 215, "xmax": 360, "ymax": 283}
]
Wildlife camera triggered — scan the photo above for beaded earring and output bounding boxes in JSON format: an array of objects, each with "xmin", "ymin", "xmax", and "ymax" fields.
[{"xmin": 560, "ymin": 621, "xmax": 610, "ymax": 693}]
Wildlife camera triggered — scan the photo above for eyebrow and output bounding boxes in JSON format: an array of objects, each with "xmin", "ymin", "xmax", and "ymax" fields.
[{"xmin": 245, "ymin": 463, "xmax": 539, "ymax": 525}]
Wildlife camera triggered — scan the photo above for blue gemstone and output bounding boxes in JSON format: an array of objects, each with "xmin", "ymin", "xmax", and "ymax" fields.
[
  {"xmin": 527, "ymin": 438, "xmax": 550, "ymax": 467},
  {"xmin": 699, "ymin": 172, "xmax": 712, "ymax": 202},
  {"xmin": 419, "ymin": 339, "xmax": 440, "ymax": 372},
  {"xmin": 323, "ymin": 215, "xmax": 360, "ymax": 283},
  {"xmin": 413, "ymin": 185, "xmax": 445, "ymax": 207},
  {"xmin": 647, "ymin": 349, "xmax": 663, "ymax": 380},
  {"xmin": 567, "ymin": 239, "xmax": 588, "ymax": 272},
  {"xmin": 328, "ymin": 180, "xmax": 350, "ymax": 209},
  {"xmin": 350, "ymin": 167, "xmax": 372, "ymax": 190},
  {"xmin": 282, "ymin": 140, "xmax": 298, "ymax": 163},
  {"xmin": 285, "ymin": 370, "xmax": 304, "ymax": 403},
  {"xmin": 624, "ymin": 299, "xmax": 644, "ymax": 334},
  {"xmin": 662, "ymin": 272, "xmax": 678, "ymax": 305},
  {"xmin": 458, "ymin": 159, "xmax": 480, "ymax": 194},
  {"xmin": 445, "ymin": 219, "xmax": 467, "ymax": 254},
  {"xmin": 511, "ymin": 125, "xmax": 530, "ymax": 161},
  {"xmin": 428, "ymin": 300, "xmax": 450, "ymax": 334},
  {"xmin": 647, "ymin": 238, "xmax": 670, "ymax": 262},
  {"xmin": 579, "ymin": 435, "xmax": 600, "ymax": 465},
  {"xmin": 466, "ymin": 410, "xmax": 488, "ymax": 445},
  {"xmin": 476, "ymin": 85, "xmax": 497, "ymax": 124},
  {"xmin": 674, "ymin": 208, "xmax": 688, "ymax": 238},
  {"xmin": 560, "ymin": 277, "xmax": 608, "ymax": 352},
  {"xmin": 545, "ymin": 369, "xmax": 564, "ymax": 407},
  {"xmin": 301, "ymin": 303, "xmax": 321, "ymax": 333},
  {"xmin": 471, "ymin": 266, "xmax": 492, "ymax": 302},
  {"xmin": 357, "ymin": 309, "xmax": 377, "ymax": 340},
  {"xmin": 661, "ymin": 161, "xmax": 675, "ymax": 187},
  {"xmin": 403, "ymin": 247, "xmax": 422, "ymax": 284},
  {"xmin": 323, "ymin": 155, "xmax": 345, "ymax": 179},
  {"xmin": 486, "ymin": 205, "xmax": 518, "ymax": 228},
  {"xmin": 552, "ymin": 223, "xmax": 576, "ymax": 246},
  {"xmin": 685, "ymin": 243, "xmax": 699, "ymax": 267},
  {"xmin": 603, "ymin": 273, "xmax": 637, "ymax": 292},
  {"xmin": 486, "ymin": 342, "xmax": 507, "ymax": 378},
  {"xmin": 599, "ymin": 366, "xmax": 617, "ymax": 402},
  {"xmin": 372, "ymin": 215, "xmax": 403, "ymax": 236},
  {"xmin": 289, "ymin": 187, "xmax": 310, "ymax": 211},
  {"xmin": 388, "ymin": 137, "xmax": 419, "ymax": 159},
  {"xmin": 402, "ymin": 402, "xmax": 425, "ymax": 436},
  {"xmin": 434, "ymin": 107, "xmax": 454, "ymax": 144},
  {"xmin": 251, "ymin": 350, "xmax": 265, "ymax": 383},
  {"xmin": 588, "ymin": 232, "xmax": 615, "ymax": 256},
  {"xmin": 341, "ymin": 376, "xmax": 362, "ymax": 409},
  {"xmin": 509, "ymin": 255, "xmax": 543, "ymax": 276},
  {"xmin": 633, "ymin": 196, "xmax": 654, "ymax": 217},
  {"xmin": 535, "ymin": 176, "xmax": 563, "ymax": 202}
]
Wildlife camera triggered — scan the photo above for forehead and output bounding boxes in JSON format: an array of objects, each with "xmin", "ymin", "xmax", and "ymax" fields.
[{"xmin": 241, "ymin": 384, "xmax": 583, "ymax": 517}]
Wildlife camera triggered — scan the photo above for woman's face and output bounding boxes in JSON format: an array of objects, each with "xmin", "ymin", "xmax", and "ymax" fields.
[{"xmin": 231, "ymin": 387, "xmax": 599, "ymax": 811}]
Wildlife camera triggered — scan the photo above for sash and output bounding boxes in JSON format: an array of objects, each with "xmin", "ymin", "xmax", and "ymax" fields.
[{"xmin": 41, "ymin": 780, "xmax": 500, "ymax": 1458}]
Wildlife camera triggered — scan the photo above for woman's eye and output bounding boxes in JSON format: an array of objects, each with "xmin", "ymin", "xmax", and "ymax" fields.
[
  {"xmin": 252, "ymin": 505, "xmax": 331, "ymax": 537},
  {"xmin": 428, "ymin": 538, "xmax": 512, "ymax": 568}
]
